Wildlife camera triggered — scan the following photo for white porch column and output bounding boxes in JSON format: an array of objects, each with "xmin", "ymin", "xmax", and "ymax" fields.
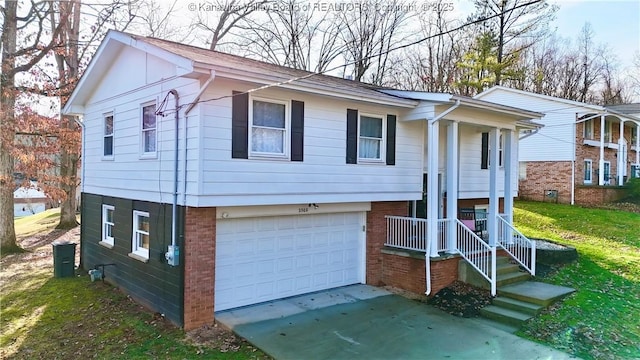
[
  {"xmin": 446, "ymin": 121, "xmax": 459, "ymax": 254},
  {"xmin": 599, "ymin": 114, "xmax": 606, "ymax": 186},
  {"xmin": 488, "ymin": 128, "xmax": 500, "ymax": 247},
  {"xmin": 427, "ymin": 120, "xmax": 440, "ymax": 257},
  {"xmin": 619, "ymin": 120, "xmax": 625, "ymax": 186},
  {"xmin": 503, "ymin": 129, "xmax": 514, "ymax": 222}
]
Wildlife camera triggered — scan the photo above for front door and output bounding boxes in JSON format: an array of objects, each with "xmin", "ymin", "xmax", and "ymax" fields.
[{"xmin": 413, "ymin": 173, "xmax": 442, "ymax": 219}]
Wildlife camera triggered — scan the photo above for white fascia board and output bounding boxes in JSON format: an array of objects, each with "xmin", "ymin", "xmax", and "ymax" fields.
[
  {"xmin": 211, "ymin": 69, "xmax": 419, "ymax": 108},
  {"xmin": 378, "ymin": 89, "xmax": 454, "ymax": 103},
  {"xmin": 476, "ymin": 86, "xmax": 603, "ymax": 113}
]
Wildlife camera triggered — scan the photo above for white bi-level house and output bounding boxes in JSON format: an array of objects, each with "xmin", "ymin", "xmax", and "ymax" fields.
[{"xmin": 63, "ymin": 30, "xmax": 541, "ymax": 330}]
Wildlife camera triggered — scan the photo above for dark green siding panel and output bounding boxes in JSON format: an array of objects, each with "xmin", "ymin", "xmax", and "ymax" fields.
[{"xmin": 81, "ymin": 193, "xmax": 185, "ymax": 326}]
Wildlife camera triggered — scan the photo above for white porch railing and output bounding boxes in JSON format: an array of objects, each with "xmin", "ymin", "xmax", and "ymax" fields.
[
  {"xmin": 385, "ymin": 216, "xmax": 428, "ymax": 252},
  {"xmin": 497, "ymin": 215, "xmax": 536, "ymax": 276},
  {"xmin": 456, "ymin": 219, "xmax": 496, "ymax": 296}
]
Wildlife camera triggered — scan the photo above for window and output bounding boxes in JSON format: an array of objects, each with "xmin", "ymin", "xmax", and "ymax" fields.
[
  {"xmin": 519, "ymin": 162, "xmax": 527, "ymax": 180},
  {"xmin": 603, "ymin": 161, "xmax": 611, "ymax": 183},
  {"xmin": 583, "ymin": 119, "xmax": 594, "ymax": 139},
  {"xmin": 584, "ymin": 160, "xmax": 592, "ymax": 184},
  {"xmin": 104, "ymin": 114, "xmax": 114, "ymax": 157},
  {"xmin": 482, "ymin": 132, "xmax": 503, "ymax": 168},
  {"xmin": 604, "ymin": 120, "xmax": 612, "ymax": 143},
  {"xmin": 131, "ymin": 210, "xmax": 150, "ymax": 259},
  {"xmin": 101, "ymin": 204, "xmax": 115, "ymax": 247},
  {"xmin": 632, "ymin": 126, "xmax": 638, "ymax": 144},
  {"xmin": 250, "ymin": 99, "xmax": 287, "ymax": 156},
  {"xmin": 359, "ymin": 115, "xmax": 384, "ymax": 161},
  {"xmin": 141, "ymin": 103, "xmax": 157, "ymax": 155}
]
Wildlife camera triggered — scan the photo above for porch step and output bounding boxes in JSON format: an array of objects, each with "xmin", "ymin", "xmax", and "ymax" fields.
[
  {"xmin": 496, "ymin": 271, "xmax": 531, "ymax": 287},
  {"xmin": 492, "ymin": 296, "xmax": 544, "ymax": 316},
  {"xmin": 495, "ymin": 262, "xmax": 521, "ymax": 276},
  {"xmin": 480, "ymin": 305, "xmax": 533, "ymax": 327},
  {"xmin": 498, "ymin": 281, "xmax": 576, "ymax": 307}
]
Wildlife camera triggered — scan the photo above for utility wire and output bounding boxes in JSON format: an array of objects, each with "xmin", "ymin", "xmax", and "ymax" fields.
[{"xmin": 158, "ymin": 0, "xmax": 544, "ymax": 114}]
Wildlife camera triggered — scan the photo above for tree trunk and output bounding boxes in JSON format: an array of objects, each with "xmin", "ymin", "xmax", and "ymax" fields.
[
  {"xmin": 0, "ymin": 0, "xmax": 19, "ymax": 251},
  {"xmin": 56, "ymin": 117, "xmax": 79, "ymax": 229}
]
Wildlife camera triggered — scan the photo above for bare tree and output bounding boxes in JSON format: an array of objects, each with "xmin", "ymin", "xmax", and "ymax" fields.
[
  {"xmin": 1, "ymin": 0, "xmax": 68, "ymax": 250},
  {"xmin": 577, "ymin": 23, "xmax": 605, "ymax": 103},
  {"xmin": 339, "ymin": 0, "xmax": 415, "ymax": 84}
]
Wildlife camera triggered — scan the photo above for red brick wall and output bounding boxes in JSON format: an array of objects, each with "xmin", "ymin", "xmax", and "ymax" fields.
[
  {"xmin": 366, "ymin": 202, "xmax": 408, "ymax": 285},
  {"xmin": 381, "ymin": 253, "xmax": 459, "ymax": 296},
  {"xmin": 575, "ymin": 186, "xmax": 627, "ymax": 206},
  {"xmin": 518, "ymin": 161, "xmax": 573, "ymax": 204},
  {"xmin": 183, "ymin": 207, "xmax": 216, "ymax": 331}
]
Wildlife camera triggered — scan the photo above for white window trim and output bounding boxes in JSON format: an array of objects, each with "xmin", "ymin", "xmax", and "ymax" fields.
[
  {"xmin": 249, "ymin": 96, "xmax": 290, "ymax": 159},
  {"xmin": 131, "ymin": 210, "xmax": 150, "ymax": 260},
  {"xmin": 584, "ymin": 159, "xmax": 592, "ymax": 184},
  {"xmin": 604, "ymin": 120, "xmax": 612, "ymax": 143},
  {"xmin": 583, "ymin": 119, "xmax": 594, "ymax": 139},
  {"xmin": 357, "ymin": 113, "xmax": 386, "ymax": 163},
  {"xmin": 103, "ymin": 112, "xmax": 114, "ymax": 160},
  {"xmin": 100, "ymin": 204, "xmax": 115, "ymax": 248},
  {"xmin": 603, "ymin": 160, "xmax": 611, "ymax": 184},
  {"xmin": 140, "ymin": 101, "xmax": 158, "ymax": 159}
]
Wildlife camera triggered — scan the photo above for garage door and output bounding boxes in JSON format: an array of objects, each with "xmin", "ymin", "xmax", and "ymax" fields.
[{"xmin": 215, "ymin": 212, "xmax": 364, "ymax": 311}]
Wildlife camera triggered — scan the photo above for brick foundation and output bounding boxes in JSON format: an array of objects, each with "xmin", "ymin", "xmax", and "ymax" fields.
[
  {"xmin": 380, "ymin": 251, "xmax": 460, "ymax": 296},
  {"xmin": 366, "ymin": 202, "xmax": 409, "ymax": 286},
  {"xmin": 575, "ymin": 186, "xmax": 627, "ymax": 206},
  {"xmin": 183, "ymin": 207, "xmax": 216, "ymax": 331}
]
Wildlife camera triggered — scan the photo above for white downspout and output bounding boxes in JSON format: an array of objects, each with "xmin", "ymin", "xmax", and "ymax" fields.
[
  {"xmin": 425, "ymin": 100, "xmax": 460, "ymax": 296},
  {"xmin": 571, "ymin": 113, "xmax": 576, "ymax": 205}
]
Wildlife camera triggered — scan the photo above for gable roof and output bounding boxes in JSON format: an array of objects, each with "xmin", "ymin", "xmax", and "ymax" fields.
[
  {"xmin": 63, "ymin": 30, "xmax": 417, "ymax": 114},
  {"xmin": 606, "ymin": 103, "xmax": 640, "ymax": 115},
  {"xmin": 476, "ymin": 86, "xmax": 640, "ymax": 124}
]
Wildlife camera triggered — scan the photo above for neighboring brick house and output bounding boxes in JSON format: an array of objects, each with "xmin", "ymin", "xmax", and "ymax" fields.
[
  {"xmin": 476, "ymin": 87, "xmax": 640, "ymax": 206},
  {"xmin": 62, "ymin": 31, "xmax": 541, "ymax": 330}
]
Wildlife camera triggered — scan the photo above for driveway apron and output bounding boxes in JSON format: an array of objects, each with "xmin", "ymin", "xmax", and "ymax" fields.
[{"xmin": 216, "ymin": 285, "xmax": 577, "ymax": 360}]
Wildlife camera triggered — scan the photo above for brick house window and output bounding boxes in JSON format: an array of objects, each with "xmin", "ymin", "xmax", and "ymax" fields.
[
  {"xmin": 584, "ymin": 160, "xmax": 592, "ymax": 184},
  {"xmin": 583, "ymin": 119, "xmax": 594, "ymax": 139},
  {"xmin": 632, "ymin": 126, "xmax": 638, "ymax": 144}
]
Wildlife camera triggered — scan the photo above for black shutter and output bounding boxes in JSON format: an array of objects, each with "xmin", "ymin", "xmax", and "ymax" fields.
[
  {"xmin": 291, "ymin": 100, "xmax": 304, "ymax": 162},
  {"xmin": 481, "ymin": 132, "xmax": 489, "ymax": 169},
  {"xmin": 346, "ymin": 109, "xmax": 358, "ymax": 164},
  {"xmin": 231, "ymin": 91, "xmax": 248, "ymax": 159},
  {"xmin": 386, "ymin": 114, "xmax": 396, "ymax": 165}
]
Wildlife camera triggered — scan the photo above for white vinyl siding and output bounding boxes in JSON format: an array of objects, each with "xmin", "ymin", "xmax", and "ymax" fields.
[{"xmin": 477, "ymin": 90, "xmax": 580, "ymax": 162}]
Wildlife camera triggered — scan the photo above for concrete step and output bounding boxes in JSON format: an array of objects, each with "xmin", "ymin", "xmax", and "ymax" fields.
[
  {"xmin": 492, "ymin": 296, "xmax": 544, "ymax": 316},
  {"xmin": 494, "ymin": 262, "xmax": 521, "ymax": 276},
  {"xmin": 480, "ymin": 305, "xmax": 533, "ymax": 327},
  {"xmin": 496, "ymin": 271, "xmax": 531, "ymax": 287},
  {"xmin": 499, "ymin": 281, "xmax": 575, "ymax": 307}
]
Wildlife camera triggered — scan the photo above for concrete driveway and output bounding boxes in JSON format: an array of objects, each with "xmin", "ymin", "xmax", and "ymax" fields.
[{"xmin": 216, "ymin": 285, "xmax": 577, "ymax": 360}]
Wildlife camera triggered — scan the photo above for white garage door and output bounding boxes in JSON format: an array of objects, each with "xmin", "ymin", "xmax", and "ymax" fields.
[{"xmin": 215, "ymin": 212, "xmax": 364, "ymax": 311}]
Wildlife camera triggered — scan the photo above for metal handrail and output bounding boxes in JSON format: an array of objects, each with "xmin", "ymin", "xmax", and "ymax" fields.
[
  {"xmin": 455, "ymin": 219, "xmax": 496, "ymax": 296},
  {"xmin": 496, "ymin": 215, "xmax": 536, "ymax": 276}
]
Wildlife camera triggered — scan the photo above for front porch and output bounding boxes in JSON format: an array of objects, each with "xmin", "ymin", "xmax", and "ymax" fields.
[{"xmin": 384, "ymin": 213, "xmax": 535, "ymax": 296}]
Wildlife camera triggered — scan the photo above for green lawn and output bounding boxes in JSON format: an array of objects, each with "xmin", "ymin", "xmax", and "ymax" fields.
[
  {"xmin": 514, "ymin": 201, "xmax": 640, "ymax": 359},
  {"xmin": 1, "ymin": 211, "xmax": 268, "ymax": 360}
]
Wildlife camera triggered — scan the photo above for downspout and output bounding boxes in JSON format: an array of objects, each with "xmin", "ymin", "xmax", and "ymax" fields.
[
  {"xmin": 571, "ymin": 113, "xmax": 576, "ymax": 205},
  {"xmin": 425, "ymin": 99, "xmax": 460, "ymax": 296},
  {"xmin": 165, "ymin": 89, "xmax": 180, "ymax": 266}
]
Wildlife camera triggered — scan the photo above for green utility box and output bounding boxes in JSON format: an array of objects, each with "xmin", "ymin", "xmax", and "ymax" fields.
[{"xmin": 52, "ymin": 241, "xmax": 76, "ymax": 278}]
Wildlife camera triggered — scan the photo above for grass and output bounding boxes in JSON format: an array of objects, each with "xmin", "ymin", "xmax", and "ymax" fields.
[
  {"xmin": 0, "ymin": 212, "xmax": 268, "ymax": 360},
  {"xmin": 514, "ymin": 201, "xmax": 640, "ymax": 359}
]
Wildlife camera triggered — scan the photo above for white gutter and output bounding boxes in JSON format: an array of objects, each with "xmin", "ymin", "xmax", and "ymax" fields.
[
  {"xmin": 184, "ymin": 70, "xmax": 216, "ymax": 115},
  {"xmin": 430, "ymin": 100, "xmax": 461, "ymax": 123}
]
